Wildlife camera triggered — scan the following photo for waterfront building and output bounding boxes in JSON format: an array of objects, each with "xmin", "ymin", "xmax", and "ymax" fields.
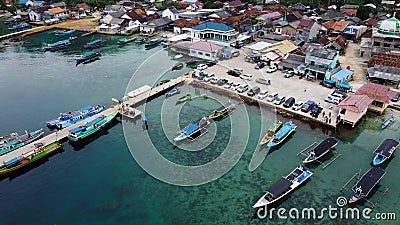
[
  {"xmin": 367, "ymin": 65, "xmax": 400, "ymax": 88},
  {"xmin": 304, "ymin": 45, "xmax": 340, "ymax": 80},
  {"xmin": 191, "ymin": 22, "xmax": 239, "ymax": 45},
  {"xmin": 140, "ymin": 17, "xmax": 173, "ymax": 33},
  {"xmin": 162, "ymin": 7, "xmax": 180, "ymax": 21},
  {"xmin": 47, "ymin": 7, "xmax": 66, "ymax": 19},
  {"xmin": 355, "ymin": 83, "xmax": 398, "ymax": 114},
  {"xmin": 338, "ymin": 95, "xmax": 373, "ymax": 127},
  {"xmin": 27, "ymin": 5, "xmax": 50, "ymax": 21},
  {"xmin": 188, "ymin": 40, "xmax": 224, "ymax": 61}
]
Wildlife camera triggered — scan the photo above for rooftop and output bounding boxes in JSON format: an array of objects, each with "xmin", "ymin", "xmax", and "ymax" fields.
[
  {"xmin": 189, "ymin": 41, "xmax": 224, "ymax": 53},
  {"xmin": 367, "ymin": 65, "xmax": 400, "ymax": 82},
  {"xmin": 338, "ymin": 95, "xmax": 373, "ymax": 113},
  {"xmin": 194, "ymin": 22, "xmax": 234, "ymax": 32},
  {"xmin": 323, "ymin": 20, "xmax": 349, "ymax": 32},
  {"xmin": 356, "ymin": 83, "xmax": 397, "ymax": 103}
]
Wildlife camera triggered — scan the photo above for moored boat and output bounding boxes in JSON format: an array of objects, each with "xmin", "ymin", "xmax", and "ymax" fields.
[
  {"xmin": 303, "ymin": 137, "xmax": 338, "ymax": 164},
  {"xmin": 46, "ymin": 105, "xmax": 104, "ymax": 129},
  {"xmin": 349, "ymin": 167, "xmax": 385, "ymax": 204},
  {"xmin": 43, "ymin": 39, "xmax": 71, "ymax": 51},
  {"xmin": 117, "ymin": 36, "xmax": 137, "ymax": 44},
  {"xmin": 76, "ymin": 50, "xmax": 101, "ymax": 65},
  {"xmin": 135, "ymin": 37, "xmax": 149, "ymax": 44},
  {"xmin": 176, "ymin": 94, "xmax": 191, "ymax": 103},
  {"xmin": 0, "ymin": 142, "xmax": 63, "ymax": 176},
  {"xmin": 84, "ymin": 39, "xmax": 105, "ymax": 48},
  {"xmin": 174, "ymin": 116, "xmax": 210, "ymax": 142},
  {"xmin": 208, "ymin": 102, "xmax": 235, "ymax": 120},
  {"xmin": 266, "ymin": 121, "xmax": 296, "ymax": 149},
  {"xmin": 8, "ymin": 22, "xmax": 30, "ymax": 31},
  {"xmin": 0, "ymin": 129, "xmax": 45, "ymax": 156},
  {"xmin": 144, "ymin": 38, "xmax": 162, "ymax": 48},
  {"xmin": 381, "ymin": 115, "xmax": 395, "ymax": 129},
  {"xmin": 55, "ymin": 29, "xmax": 75, "ymax": 36},
  {"xmin": 372, "ymin": 139, "xmax": 398, "ymax": 166},
  {"xmin": 165, "ymin": 88, "xmax": 180, "ymax": 97},
  {"xmin": 259, "ymin": 121, "xmax": 283, "ymax": 146},
  {"xmin": 174, "ymin": 54, "xmax": 183, "ymax": 59},
  {"xmin": 68, "ymin": 111, "xmax": 118, "ymax": 141},
  {"xmin": 253, "ymin": 165, "xmax": 313, "ymax": 208},
  {"xmin": 186, "ymin": 59, "xmax": 197, "ymax": 65},
  {"xmin": 172, "ymin": 62, "xmax": 184, "ymax": 70}
]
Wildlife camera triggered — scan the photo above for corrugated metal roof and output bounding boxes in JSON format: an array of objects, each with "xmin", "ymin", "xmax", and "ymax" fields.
[
  {"xmin": 338, "ymin": 95, "xmax": 373, "ymax": 113},
  {"xmin": 194, "ymin": 22, "xmax": 234, "ymax": 32}
]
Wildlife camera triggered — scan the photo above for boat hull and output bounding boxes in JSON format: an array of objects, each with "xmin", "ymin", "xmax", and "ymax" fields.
[
  {"xmin": 267, "ymin": 125, "xmax": 296, "ymax": 149},
  {"xmin": 372, "ymin": 154, "xmax": 387, "ymax": 166},
  {"xmin": 303, "ymin": 142, "xmax": 338, "ymax": 164},
  {"xmin": 0, "ymin": 129, "xmax": 45, "ymax": 156}
]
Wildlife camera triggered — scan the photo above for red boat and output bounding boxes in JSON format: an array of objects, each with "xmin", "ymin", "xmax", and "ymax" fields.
[
  {"xmin": 172, "ymin": 63, "xmax": 184, "ymax": 70},
  {"xmin": 186, "ymin": 59, "xmax": 197, "ymax": 65}
]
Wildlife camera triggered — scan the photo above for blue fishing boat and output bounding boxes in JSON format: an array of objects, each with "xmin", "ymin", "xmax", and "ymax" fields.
[
  {"xmin": 84, "ymin": 39, "xmax": 105, "ymax": 48},
  {"xmin": 0, "ymin": 129, "xmax": 45, "ymax": 156},
  {"xmin": 266, "ymin": 121, "xmax": 296, "ymax": 149},
  {"xmin": 46, "ymin": 105, "xmax": 104, "ymax": 129},
  {"xmin": 43, "ymin": 39, "xmax": 71, "ymax": 51},
  {"xmin": 174, "ymin": 117, "xmax": 210, "ymax": 142},
  {"xmin": 372, "ymin": 139, "xmax": 398, "ymax": 166},
  {"xmin": 165, "ymin": 88, "xmax": 180, "ymax": 97},
  {"xmin": 8, "ymin": 23, "xmax": 30, "ymax": 31},
  {"xmin": 55, "ymin": 29, "xmax": 75, "ymax": 36},
  {"xmin": 381, "ymin": 115, "xmax": 395, "ymax": 129}
]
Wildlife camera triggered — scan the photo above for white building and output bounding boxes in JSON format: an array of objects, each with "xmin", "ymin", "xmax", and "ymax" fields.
[
  {"xmin": 188, "ymin": 41, "xmax": 225, "ymax": 61},
  {"xmin": 192, "ymin": 22, "xmax": 239, "ymax": 45},
  {"xmin": 162, "ymin": 7, "xmax": 180, "ymax": 21}
]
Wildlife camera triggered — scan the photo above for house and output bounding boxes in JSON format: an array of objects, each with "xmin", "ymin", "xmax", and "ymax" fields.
[
  {"xmin": 75, "ymin": 3, "xmax": 93, "ymax": 16},
  {"xmin": 262, "ymin": 40, "xmax": 298, "ymax": 60},
  {"xmin": 191, "ymin": 22, "xmax": 239, "ymax": 45},
  {"xmin": 342, "ymin": 25, "xmax": 367, "ymax": 42},
  {"xmin": 274, "ymin": 21, "xmax": 297, "ymax": 36},
  {"xmin": 32, "ymin": 1, "xmax": 44, "ymax": 7},
  {"xmin": 338, "ymin": 95, "xmax": 373, "ymax": 127},
  {"xmin": 329, "ymin": 35, "xmax": 348, "ymax": 53},
  {"xmin": 290, "ymin": 3, "xmax": 308, "ymax": 12},
  {"xmin": 297, "ymin": 18, "xmax": 321, "ymax": 42},
  {"xmin": 47, "ymin": 7, "xmax": 66, "ymax": 19},
  {"xmin": 104, "ymin": 4, "xmax": 125, "ymax": 14},
  {"xmin": 173, "ymin": 18, "xmax": 202, "ymax": 34},
  {"xmin": 140, "ymin": 17, "xmax": 173, "ymax": 33},
  {"xmin": 28, "ymin": 5, "xmax": 50, "ymax": 21},
  {"xmin": 239, "ymin": 19, "xmax": 263, "ymax": 33},
  {"xmin": 367, "ymin": 65, "xmax": 400, "ymax": 88},
  {"xmin": 244, "ymin": 41, "xmax": 274, "ymax": 54},
  {"xmin": 162, "ymin": 7, "xmax": 180, "ymax": 21},
  {"xmin": 304, "ymin": 45, "xmax": 341, "ymax": 80},
  {"xmin": 331, "ymin": 68, "xmax": 353, "ymax": 83},
  {"xmin": 355, "ymin": 83, "xmax": 397, "ymax": 113},
  {"xmin": 322, "ymin": 20, "xmax": 349, "ymax": 36},
  {"xmin": 285, "ymin": 12, "xmax": 302, "ymax": 23},
  {"xmin": 340, "ymin": 8, "xmax": 357, "ymax": 17},
  {"xmin": 279, "ymin": 53, "xmax": 306, "ymax": 71},
  {"xmin": 224, "ymin": 0, "xmax": 244, "ymax": 10},
  {"xmin": 257, "ymin": 12, "xmax": 283, "ymax": 22},
  {"xmin": 320, "ymin": 10, "xmax": 345, "ymax": 21},
  {"xmin": 208, "ymin": 11, "xmax": 232, "ymax": 20},
  {"xmin": 188, "ymin": 41, "xmax": 225, "ymax": 61}
]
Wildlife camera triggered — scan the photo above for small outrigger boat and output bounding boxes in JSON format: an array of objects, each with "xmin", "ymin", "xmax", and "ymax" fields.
[
  {"xmin": 349, "ymin": 167, "xmax": 385, "ymax": 204},
  {"xmin": 142, "ymin": 114, "xmax": 148, "ymax": 130},
  {"xmin": 381, "ymin": 115, "xmax": 395, "ymax": 129},
  {"xmin": 84, "ymin": 39, "xmax": 105, "ymax": 49},
  {"xmin": 55, "ymin": 29, "xmax": 75, "ymax": 36},
  {"xmin": 0, "ymin": 129, "xmax": 45, "ymax": 156},
  {"xmin": 144, "ymin": 38, "xmax": 162, "ymax": 48},
  {"xmin": 186, "ymin": 59, "xmax": 197, "ymax": 65},
  {"xmin": 8, "ymin": 22, "xmax": 30, "ymax": 31},
  {"xmin": 43, "ymin": 39, "xmax": 71, "ymax": 51},
  {"xmin": 76, "ymin": 50, "xmax": 101, "ymax": 66},
  {"xmin": 259, "ymin": 121, "xmax": 283, "ymax": 146},
  {"xmin": 46, "ymin": 105, "xmax": 104, "ymax": 129},
  {"xmin": 172, "ymin": 62, "xmax": 184, "ymax": 70},
  {"xmin": 266, "ymin": 121, "xmax": 296, "ymax": 149},
  {"xmin": 165, "ymin": 88, "xmax": 180, "ymax": 97},
  {"xmin": 174, "ymin": 117, "xmax": 210, "ymax": 142},
  {"xmin": 176, "ymin": 94, "xmax": 191, "ymax": 103},
  {"xmin": 0, "ymin": 142, "xmax": 62, "ymax": 176},
  {"xmin": 68, "ymin": 111, "xmax": 118, "ymax": 141},
  {"xmin": 253, "ymin": 165, "xmax": 313, "ymax": 208},
  {"xmin": 117, "ymin": 36, "xmax": 137, "ymax": 44},
  {"xmin": 372, "ymin": 138, "xmax": 398, "ymax": 166},
  {"xmin": 303, "ymin": 137, "xmax": 338, "ymax": 164},
  {"xmin": 208, "ymin": 102, "xmax": 235, "ymax": 120}
]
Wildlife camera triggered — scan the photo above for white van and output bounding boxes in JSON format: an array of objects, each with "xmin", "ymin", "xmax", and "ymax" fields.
[{"xmin": 240, "ymin": 74, "xmax": 253, "ymax": 80}]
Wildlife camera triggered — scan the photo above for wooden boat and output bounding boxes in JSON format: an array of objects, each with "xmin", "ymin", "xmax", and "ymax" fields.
[
  {"xmin": 76, "ymin": 50, "xmax": 101, "ymax": 65},
  {"xmin": 372, "ymin": 139, "xmax": 398, "ymax": 166},
  {"xmin": 8, "ymin": 22, "xmax": 30, "ymax": 31},
  {"xmin": 144, "ymin": 38, "xmax": 162, "ymax": 48},
  {"xmin": 117, "ymin": 36, "xmax": 137, "ymax": 44},
  {"xmin": 176, "ymin": 94, "xmax": 191, "ymax": 103},
  {"xmin": 253, "ymin": 165, "xmax": 313, "ymax": 208},
  {"xmin": 46, "ymin": 105, "xmax": 104, "ymax": 130},
  {"xmin": 303, "ymin": 137, "xmax": 338, "ymax": 164},
  {"xmin": 43, "ymin": 39, "xmax": 71, "ymax": 51},
  {"xmin": 381, "ymin": 115, "xmax": 395, "ymax": 129},
  {"xmin": 174, "ymin": 117, "xmax": 210, "ymax": 142},
  {"xmin": 55, "ymin": 29, "xmax": 75, "ymax": 36},
  {"xmin": 68, "ymin": 111, "xmax": 118, "ymax": 141},
  {"xmin": 174, "ymin": 54, "xmax": 183, "ymax": 59},
  {"xmin": 259, "ymin": 121, "xmax": 283, "ymax": 146},
  {"xmin": 172, "ymin": 62, "xmax": 184, "ymax": 70},
  {"xmin": 349, "ymin": 167, "xmax": 385, "ymax": 204},
  {"xmin": 266, "ymin": 121, "xmax": 296, "ymax": 149},
  {"xmin": 208, "ymin": 102, "xmax": 235, "ymax": 120},
  {"xmin": 0, "ymin": 129, "xmax": 45, "ymax": 156},
  {"xmin": 165, "ymin": 88, "xmax": 180, "ymax": 97},
  {"xmin": 0, "ymin": 142, "xmax": 63, "ymax": 176},
  {"xmin": 186, "ymin": 59, "xmax": 197, "ymax": 65},
  {"xmin": 84, "ymin": 39, "xmax": 105, "ymax": 49}
]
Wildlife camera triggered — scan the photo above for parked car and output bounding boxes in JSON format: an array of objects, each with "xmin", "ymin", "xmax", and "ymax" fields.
[
  {"xmin": 240, "ymin": 74, "xmax": 253, "ymax": 81},
  {"xmin": 292, "ymin": 101, "xmax": 303, "ymax": 110},
  {"xmin": 247, "ymin": 86, "xmax": 261, "ymax": 97},
  {"xmin": 224, "ymin": 81, "xmax": 233, "ymax": 89},
  {"xmin": 301, "ymin": 100, "xmax": 316, "ymax": 112},
  {"xmin": 283, "ymin": 97, "xmax": 295, "ymax": 108},
  {"xmin": 284, "ymin": 71, "xmax": 294, "ymax": 78},
  {"xmin": 206, "ymin": 61, "xmax": 217, "ymax": 67},
  {"xmin": 310, "ymin": 105, "xmax": 323, "ymax": 118},
  {"xmin": 203, "ymin": 73, "xmax": 215, "ymax": 82},
  {"xmin": 227, "ymin": 69, "xmax": 241, "ymax": 77},
  {"xmin": 274, "ymin": 95, "xmax": 286, "ymax": 105},
  {"xmin": 392, "ymin": 92, "xmax": 400, "ymax": 102},
  {"xmin": 237, "ymin": 84, "xmax": 249, "ymax": 93},
  {"xmin": 233, "ymin": 68, "xmax": 243, "ymax": 73},
  {"xmin": 197, "ymin": 64, "xmax": 208, "ymax": 70},
  {"xmin": 294, "ymin": 64, "xmax": 306, "ymax": 75},
  {"xmin": 231, "ymin": 82, "xmax": 241, "ymax": 91},
  {"xmin": 266, "ymin": 92, "xmax": 278, "ymax": 102},
  {"xmin": 255, "ymin": 62, "xmax": 267, "ymax": 69},
  {"xmin": 210, "ymin": 77, "xmax": 219, "ymax": 84},
  {"xmin": 331, "ymin": 90, "xmax": 347, "ymax": 100},
  {"xmin": 266, "ymin": 65, "xmax": 277, "ymax": 73},
  {"xmin": 192, "ymin": 69, "xmax": 200, "ymax": 78},
  {"xmin": 256, "ymin": 78, "xmax": 271, "ymax": 85},
  {"xmin": 257, "ymin": 90, "xmax": 268, "ymax": 99},
  {"xmin": 217, "ymin": 78, "xmax": 228, "ymax": 86},
  {"xmin": 325, "ymin": 95, "xmax": 342, "ymax": 104}
]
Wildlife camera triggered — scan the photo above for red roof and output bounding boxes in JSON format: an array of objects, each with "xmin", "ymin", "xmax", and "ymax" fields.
[
  {"xmin": 227, "ymin": 0, "xmax": 243, "ymax": 7},
  {"xmin": 338, "ymin": 95, "xmax": 373, "ymax": 113},
  {"xmin": 189, "ymin": 41, "xmax": 224, "ymax": 53},
  {"xmin": 323, "ymin": 20, "xmax": 349, "ymax": 32},
  {"xmin": 356, "ymin": 83, "xmax": 398, "ymax": 103},
  {"xmin": 293, "ymin": 11, "xmax": 302, "ymax": 19},
  {"xmin": 299, "ymin": 19, "xmax": 315, "ymax": 29}
]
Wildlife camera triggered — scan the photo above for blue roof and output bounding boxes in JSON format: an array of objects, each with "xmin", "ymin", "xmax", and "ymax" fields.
[
  {"xmin": 6, "ymin": 157, "xmax": 19, "ymax": 166},
  {"xmin": 32, "ymin": 1, "xmax": 44, "ymax": 6},
  {"xmin": 19, "ymin": 0, "xmax": 28, "ymax": 4},
  {"xmin": 182, "ymin": 123, "xmax": 199, "ymax": 135},
  {"xmin": 338, "ymin": 82, "xmax": 352, "ymax": 89},
  {"xmin": 70, "ymin": 126, "xmax": 86, "ymax": 133},
  {"xmin": 324, "ymin": 79, "xmax": 336, "ymax": 84},
  {"xmin": 194, "ymin": 22, "xmax": 234, "ymax": 32},
  {"xmin": 273, "ymin": 122, "xmax": 295, "ymax": 140},
  {"xmin": 333, "ymin": 68, "xmax": 353, "ymax": 80}
]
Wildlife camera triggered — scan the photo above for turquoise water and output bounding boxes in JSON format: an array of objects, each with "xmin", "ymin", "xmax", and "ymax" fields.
[{"xmin": 0, "ymin": 30, "xmax": 399, "ymax": 224}]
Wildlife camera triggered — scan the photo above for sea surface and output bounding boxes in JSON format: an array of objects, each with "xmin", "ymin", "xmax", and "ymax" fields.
[{"xmin": 0, "ymin": 28, "xmax": 399, "ymax": 225}]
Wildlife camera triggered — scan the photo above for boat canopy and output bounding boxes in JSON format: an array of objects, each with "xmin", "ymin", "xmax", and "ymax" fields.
[
  {"xmin": 352, "ymin": 167, "xmax": 385, "ymax": 196},
  {"xmin": 88, "ymin": 39, "xmax": 102, "ymax": 45},
  {"xmin": 374, "ymin": 139, "xmax": 399, "ymax": 157},
  {"xmin": 70, "ymin": 126, "xmax": 86, "ymax": 133},
  {"xmin": 82, "ymin": 51, "xmax": 96, "ymax": 57},
  {"xmin": 5, "ymin": 157, "xmax": 20, "ymax": 166},
  {"xmin": 49, "ymin": 39, "xmax": 70, "ymax": 47},
  {"xmin": 337, "ymin": 82, "xmax": 352, "ymax": 89},
  {"xmin": 269, "ymin": 121, "xmax": 282, "ymax": 132},
  {"xmin": 182, "ymin": 123, "xmax": 199, "ymax": 135},
  {"xmin": 273, "ymin": 122, "xmax": 294, "ymax": 140},
  {"xmin": 215, "ymin": 102, "xmax": 233, "ymax": 112},
  {"xmin": 324, "ymin": 79, "xmax": 336, "ymax": 84},
  {"xmin": 86, "ymin": 116, "xmax": 103, "ymax": 127},
  {"xmin": 266, "ymin": 178, "xmax": 292, "ymax": 198},
  {"xmin": 311, "ymin": 138, "xmax": 338, "ymax": 157}
]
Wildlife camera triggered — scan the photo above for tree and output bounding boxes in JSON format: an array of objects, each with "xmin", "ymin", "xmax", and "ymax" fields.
[{"xmin": 356, "ymin": 5, "xmax": 372, "ymax": 20}]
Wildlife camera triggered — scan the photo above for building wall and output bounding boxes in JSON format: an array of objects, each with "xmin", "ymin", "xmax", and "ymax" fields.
[
  {"xmin": 162, "ymin": 10, "xmax": 179, "ymax": 20},
  {"xmin": 140, "ymin": 26, "xmax": 155, "ymax": 33},
  {"xmin": 28, "ymin": 11, "xmax": 41, "ymax": 21},
  {"xmin": 372, "ymin": 36, "xmax": 400, "ymax": 55},
  {"xmin": 189, "ymin": 49, "xmax": 218, "ymax": 61}
]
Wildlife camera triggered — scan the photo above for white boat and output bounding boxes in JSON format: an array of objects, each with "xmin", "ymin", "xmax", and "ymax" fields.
[
  {"xmin": 174, "ymin": 117, "xmax": 210, "ymax": 142},
  {"xmin": 174, "ymin": 54, "xmax": 183, "ymax": 59}
]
